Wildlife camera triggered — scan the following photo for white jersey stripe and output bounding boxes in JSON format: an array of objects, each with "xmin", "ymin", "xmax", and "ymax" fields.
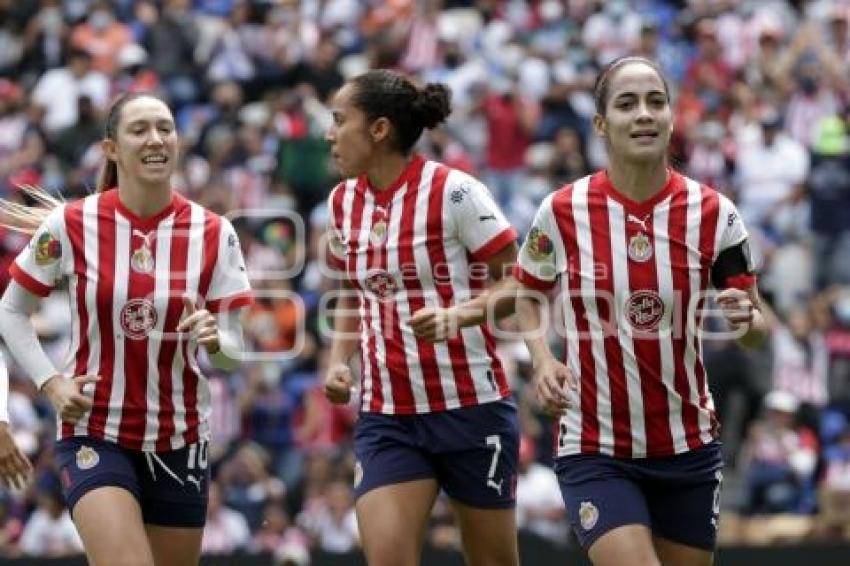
[
  {"xmin": 653, "ymin": 197, "xmax": 689, "ymax": 454},
  {"xmin": 142, "ymin": 215, "xmax": 174, "ymax": 450},
  {"xmin": 386, "ymin": 183, "xmax": 430, "ymax": 410},
  {"xmin": 74, "ymin": 196, "xmax": 101, "ymax": 436},
  {"xmin": 684, "ymin": 178, "xmax": 715, "ymax": 444},
  {"xmin": 414, "ymin": 162, "xmax": 459, "ymax": 408},
  {"xmin": 105, "ymin": 214, "xmax": 131, "ymax": 442},
  {"xmin": 573, "ymin": 179, "xmax": 615, "ymax": 455},
  {"xmin": 352, "ymin": 184, "xmax": 375, "ymax": 410},
  {"xmin": 607, "ymin": 199, "xmax": 647, "ymax": 457}
]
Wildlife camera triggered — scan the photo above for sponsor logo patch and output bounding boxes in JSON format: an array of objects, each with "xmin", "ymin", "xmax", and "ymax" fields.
[
  {"xmin": 120, "ymin": 298, "xmax": 158, "ymax": 340},
  {"xmin": 625, "ymin": 290, "xmax": 665, "ymax": 331},
  {"xmin": 364, "ymin": 269, "xmax": 398, "ymax": 301}
]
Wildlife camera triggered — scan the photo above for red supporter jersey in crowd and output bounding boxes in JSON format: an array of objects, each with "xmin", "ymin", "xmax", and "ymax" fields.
[
  {"xmin": 514, "ymin": 170, "xmax": 755, "ymax": 458},
  {"xmin": 11, "ymin": 189, "xmax": 253, "ymax": 451},
  {"xmin": 327, "ymin": 154, "xmax": 517, "ymax": 414}
]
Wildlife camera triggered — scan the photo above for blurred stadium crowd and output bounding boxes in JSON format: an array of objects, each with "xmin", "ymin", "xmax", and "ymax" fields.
[{"xmin": 1, "ymin": 0, "xmax": 850, "ymax": 562}]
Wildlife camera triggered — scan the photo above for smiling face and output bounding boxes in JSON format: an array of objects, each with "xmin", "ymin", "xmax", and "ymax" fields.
[
  {"xmin": 103, "ymin": 96, "xmax": 178, "ymax": 187},
  {"xmin": 593, "ymin": 62, "xmax": 673, "ymax": 165},
  {"xmin": 325, "ymin": 83, "xmax": 374, "ymax": 178}
]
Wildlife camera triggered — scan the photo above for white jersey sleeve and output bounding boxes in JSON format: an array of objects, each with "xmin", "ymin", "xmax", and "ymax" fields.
[
  {"xmin": 447, "ymin": 171, "xmax": 517, "ymax": 260},
  {"xmin": 716, "ymin": 194, "xmax": 750, "ymax": 253},
  {"xmin": 205, "ymin": 217, "xmax": 253, "ymax": 313},
  {"xmin": 10, "ymin": 206, "xmax": 69, "ymax": 297},
  {"xmin": 515, "ymin": 193, "xmax": 566, "ymax": 290}
]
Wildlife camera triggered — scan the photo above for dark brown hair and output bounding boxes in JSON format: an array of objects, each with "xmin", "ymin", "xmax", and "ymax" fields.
[
  {"xmin": 350, "ymin": 69, "xmax": 452, "ymax": 153},
  {"xmin": 594, "ymin": 56, "xmax": 671, "ymax": 116}
]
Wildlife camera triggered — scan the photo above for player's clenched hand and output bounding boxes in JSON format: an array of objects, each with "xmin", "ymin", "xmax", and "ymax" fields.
[
  {"xmin": 177, "ymin": 294, "xmax": 221, "ymax": 353},
  {"xmin": 409, "ymin": 307, "xmax": 460, "ymax": 343},
  {"xmin": 716, "ymin": 288, "xmax": 754, "ymax": 330},
  {"xmin": 42, "ymin": 374, "xmax": 100, "ymax": 424},
  {"xmin": 324, "ymin": 363, "xmax": 353, "ymax": 404},
  {"xmin": 0, "ymin": 422, "xmax": 32, "ymax": 490},
  {"xmin": 532, "ymin": 356, "xmax": 577, "ymax": 415}
]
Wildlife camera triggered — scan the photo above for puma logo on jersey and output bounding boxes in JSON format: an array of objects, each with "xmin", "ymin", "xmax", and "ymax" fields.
[
  {"xmin": 186, "ymin": 474, "xmax": 202, "ymax": 493},
  {"xmin": 627, "ymin": 213, "xmax": 650, "ymax": 231}
]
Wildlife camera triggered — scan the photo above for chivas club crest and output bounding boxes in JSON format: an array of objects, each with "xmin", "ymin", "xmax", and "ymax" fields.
[
  {"xmin": 627, "ymin": 232, "xmax": 653, "ymax": 262},
  {"xmin": 131, "ymin": 247, "xmax": 154, "ymax": 274},
  {"xmin": 131, "ymin": 229, "xmax": 155, "ymax": 274},
  {"xmin": 579, "ymin": 501, "xmax": 599, "ymax": 530},
  {"xmin": 76, "ymin": 445, "xmax": 99, "ymax": 470},
  {"xmin": 370, "ymin": 220, "xmax": 388, "ymax": 246}
]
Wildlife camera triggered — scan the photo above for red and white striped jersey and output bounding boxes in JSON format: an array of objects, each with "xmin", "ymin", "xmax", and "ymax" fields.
[
  {"xmin": 327, "ymin": 154, "xmax": 517, "ymax": 414},
  {"xmin": 515, "ymin": 170, "xmax": 754, "ymax": 458},
  {"xmin": 11, "ymin": 189, "xmax": 253, "ymax": 451}
]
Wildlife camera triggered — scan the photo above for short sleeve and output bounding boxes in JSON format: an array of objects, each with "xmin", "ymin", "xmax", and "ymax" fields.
[
  {"xmin": 514, "ymin": 194, "xmax": 566, "ymax": 291},
  {"xmin": 712, "ymin": 195, "xmax": 757, "ymax": 290},
  {"xmin": 716, "ymin": 195, "xmax": 749, "ymax": 252},
  {"xmin": 205, "ymin": 218, "xmax": 253, "ymax": 313},
  {"xmin": 449, "ymin": 172, "xmax": 517, "ymax": 260},
  {"xmin": 10, "ymin": 206, "xmax": 68, "ymax": 297}
]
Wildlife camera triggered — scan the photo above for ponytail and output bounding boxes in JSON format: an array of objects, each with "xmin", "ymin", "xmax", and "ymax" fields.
[
  {"xmin": 1, "ymin": 92, "xmax": 167, "ymax": 234},
  {"xmin": 96, "ymin": 160, "xmax": 117, "ymax": 193},
  {"xmin": 0, "ymin": 184, "xmax": 64, "ymax": 235}
]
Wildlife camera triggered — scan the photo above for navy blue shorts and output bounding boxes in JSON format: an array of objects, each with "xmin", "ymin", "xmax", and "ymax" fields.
[
  {"xmin": 353, "ymin": 399, "xmax": 519, "ymax": 509},
  {"xmin": 555, "ymin": 442, "xmax": 724, "ymax": 551},
  {"xmin": 55, "ymin": 436, "xmax": 210, "ymax": 528}
]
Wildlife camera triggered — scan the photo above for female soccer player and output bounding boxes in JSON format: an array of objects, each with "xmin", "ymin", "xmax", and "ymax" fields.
[
  {"xmin": 323, "ymin": 69, "xmax": 520, "ymax": 566},
  {"xmin": 513, "ymin": 56, "xmax": 768, "ymax": 566},
  {"xmin": 0, "ymin": 93, "xmax": 252, "ymax": 566}
]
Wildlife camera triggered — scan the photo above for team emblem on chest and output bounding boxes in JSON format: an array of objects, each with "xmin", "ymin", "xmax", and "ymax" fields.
[
  {"xmin": 131, "ymin": 229, "xmax": 155, "ymax": 274},
  {"xmin": 370, "ymin": 220, "xmax": 388, "ymax": 246},
  {"xmin": 627, "ymin": 232, "xmax": 653, "ymax": 263},
  {"xmin": 120, "ymin": 298, "xmax": 158, "ymax": 340}
]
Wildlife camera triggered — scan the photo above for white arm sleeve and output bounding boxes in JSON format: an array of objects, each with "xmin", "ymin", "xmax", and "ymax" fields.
[
  {"xmin": 0, "ymin": 281, "xmax": 58, "ymax": 390},
  {"xmin": 208, "ymin": 309, "xmax": 245, "ymax": 371}
]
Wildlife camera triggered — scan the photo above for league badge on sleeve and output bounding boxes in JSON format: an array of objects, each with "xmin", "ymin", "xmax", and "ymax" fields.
[
  {"xmin": 628, "ymin": 232, "xmax": 653, "ymax": 263},
  {"xmin": 527, "ymin": 227, "xmax": 554, "ymax": 261},
  {"xmin": 34, "ymin": 231, "xmax": 61, "ymax": 265}
]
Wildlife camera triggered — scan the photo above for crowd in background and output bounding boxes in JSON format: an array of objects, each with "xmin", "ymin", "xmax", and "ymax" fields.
[{"xmin": 2, "ymin": 0, "xmax": 850, "ymax": 561}]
